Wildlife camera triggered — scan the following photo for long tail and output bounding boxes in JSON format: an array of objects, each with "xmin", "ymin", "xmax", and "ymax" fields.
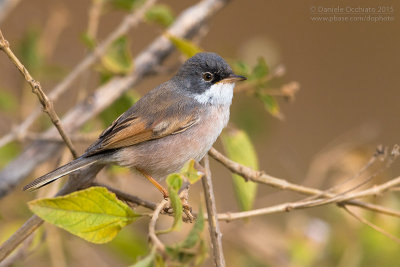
[{"xmin": 23, "ymin": 155, "xmax": 102, "ymax": 191}]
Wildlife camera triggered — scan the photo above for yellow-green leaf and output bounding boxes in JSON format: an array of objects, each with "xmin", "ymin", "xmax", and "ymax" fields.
[
  {"xmin": 159, "ymin": 174, "xmax": 183, "ymax": 234},
  {"xmin": 28, "ymin": 186, "xmax": 140, "ymax": 244},
  {"xmin": 221, "ymin": 128, "xmax": 258, "ymax": 211},
  {"xmin": 180, "ymin": 160, "xmax": 203, "ymax": 184},
  {"xmin": 101, "ymin": 36, "xmax": 133, "ymax": 74},
  {"xmin": 81, "ymin": 32, "xmax": 97, "ymax": 50},
  {"xmin": 165, "ymin": 34, "xmax": 203, "ymax": 58},
  {"xmin": 130, "ymin": 250, "xmax": 155, "ymax": 267},
  {"xmin": 250, "ymin": 57, "xmax": 269, "ymax": 80},
  {"xmin": 259, "ymin": 94, "xmax": 283, "ymax": 119},
  {"xmin": 145, "ymin": 4, "xmax": 174, "ymax": 27},
  {"xmin": 180, "ymin": 205, "xmax": 204, "ymax": 249}
]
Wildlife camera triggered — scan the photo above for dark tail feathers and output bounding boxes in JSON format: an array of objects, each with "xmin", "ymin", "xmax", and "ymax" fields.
[{"xmin": 23, "ymin": 155, "xmax": 101, "ymax": 191}]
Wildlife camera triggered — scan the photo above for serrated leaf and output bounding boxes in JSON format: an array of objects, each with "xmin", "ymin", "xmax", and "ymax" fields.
[
  {"xmin": 259, "ymin": 94, "xmax": 283, "ymax": 119},
  {"xmin": 101, "ymin": 36, "xmax": 133, "ymax": 74},
  {"xmin": 165, "ymin": 34, "xmax": 203, "ymax": 58},
  {"xmin": 251, "ymin": 57, "xmax": 269, "ymax": 80},
  {"xmin": 130, "ymin": 250, "xmax": 155, "ymax": 267},
  {"xmin": 28, "ymin": 186, "xmax": 140, "ymax": 243},
  {"xmin": 221, "ymin": 128, "xmax": 258, "ymax": 211},
  {"xmin": 0, "ymin": 90, "xmax": 17, "ymax": 112},
  {"xmin": 180, "ymin": 160, "xmax": 203, "ymax": 184},
  {"xmin": 159, "ymin": 174, "xmax": 183, "ymax": 234},
  {"xmin": 145, "ymin": 4, "xmax": 174, "ymax": 27}
]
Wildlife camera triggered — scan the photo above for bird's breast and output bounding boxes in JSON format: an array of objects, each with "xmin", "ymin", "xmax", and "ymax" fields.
[{"xmin": 112, "ymin": 104, "xmax": 230, "ymax": 180}]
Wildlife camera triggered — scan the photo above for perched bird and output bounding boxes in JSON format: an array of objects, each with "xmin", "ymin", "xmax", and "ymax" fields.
[{"xmin": 24, "ymin": 52, "xmax": 246, "ymax": 195}]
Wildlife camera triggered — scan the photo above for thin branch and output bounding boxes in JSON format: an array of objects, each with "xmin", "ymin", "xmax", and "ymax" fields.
[
  {"xmin": 0, "ymin": 0, "xmax": 230, "ymax": 198},
  {"xmin": 92, "ymin": 182, "xmax": 157, "ymax": 210},
  {"xmin": 0, "ymin": 215, "xmax": 43, "ymax": 261},
  {"xmin": 0, "ymin": 0, "xmax": 157, "ymax": 149},
  {"xmin": 341, "ymin": 205, "xmax": 400, "ymax": 244},
  {"xmin": 201, "ymin": 156, "xmax": 225, "ymax": 267},
  {"xmin": 148, "ymin": 199, "xmax": 168, "ymax": 252},
  {"xmin": 0, "ymin": 30, "xmax": 79, "ymax": 158},
  {"xmin": 209, "ymin": 147, "xmax": 400, "ymax": 219},
  {"xmin": 0, "ymin": 0, "xmax": 230, "ymax": 260}
]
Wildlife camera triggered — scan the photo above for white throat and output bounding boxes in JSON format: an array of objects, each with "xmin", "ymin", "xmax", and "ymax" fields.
[{"xmin": 193, "ymin": 82, "xmax": 235, "ymax": 105}]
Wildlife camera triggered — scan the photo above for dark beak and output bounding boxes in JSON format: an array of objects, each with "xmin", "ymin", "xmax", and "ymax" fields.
[{"xmin": 220, "ymin": 74, "xmax": 247, "ymax": 83}]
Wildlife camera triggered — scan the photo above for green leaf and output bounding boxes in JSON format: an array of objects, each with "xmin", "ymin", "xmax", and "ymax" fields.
[
  {"xmin": 145, "ymin": 4, "xmax": 174, "ymax": 27},
  {"xmin": 221, "ymin": 128, "xmax": 258, "ymax": 211},
  {"xmin": 158, "ymin": 174, "xmax": 183, "ymax": 234},
  {"xmin": 109, "ymin": 0, "xmax": 144, "ymax": 11},
  {"xmin": 0, "ymin": 142, "xmax": 20, "ymax": 168},
  {"xmin": 166, "ymin": 173, "xmax": 183, "ymax": 192},
  {"xmin": 165, "ymin": 34, "xmax": 203, "ymax": 58},
  {"xmin": 28, "ymin": 187, "xmax": 141, "ymax": 244},
  {"xmin": 0, "ymin": 90, "xmax": 17, "ymax": 112},
  {"xmin": 101, "ymin": 36, "xmax": 133, "ymax": 74},
  {"xmin": 259, "ymin": 94, "xmax": 283, "ymax": 119},
  {"xmin": 165, "ymin": 206, "xmax": 207, "ymax": 266},
  {"xmin": 80, "ymin": 32, "xmax": 97, "ymax": 50},
  {"xmin": 180, "ymin": 160, "xmax": 203, "ymax": 184},
  {"xmin": 18, "ymin": 29, "xmax": 42, "ymax": 72},
  {"xmin": 180, "ymin": 205, "xmax": 204, "ymax": 249},
  {"xmin": 250, "ymin": 57, "xmax": 269, "ymax": 80},
  {"xmin": 233, "ymin": 61, "xmax": 251, "ymax": 77},
  {"xmin": 130, "ymin": 250, "xmax": 155, "ymax": 267}
]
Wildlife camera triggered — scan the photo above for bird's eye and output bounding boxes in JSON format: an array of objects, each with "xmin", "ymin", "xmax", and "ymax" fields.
[{"xmin": 202, "ymin": 72, "xmax": 213, "ymax": 82}]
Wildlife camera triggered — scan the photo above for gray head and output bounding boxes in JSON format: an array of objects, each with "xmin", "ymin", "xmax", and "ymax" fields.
[{"xmin": 174, "ymin": 53, "xmax": 246, "ymax": 101}]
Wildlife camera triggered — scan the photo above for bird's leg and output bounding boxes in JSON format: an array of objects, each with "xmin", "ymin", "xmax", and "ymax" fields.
[
  {"xmin": 179, "ymin": 184, "xmax": 194, "ymax": 222},
  {"xmin": 136, "ymin": 168, "xmax": 169, "ymax": 199}
]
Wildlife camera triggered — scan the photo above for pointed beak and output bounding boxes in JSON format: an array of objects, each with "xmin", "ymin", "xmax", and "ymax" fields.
[{"xmin": 219, "ymin": 74, "xmax": 247, "ymax": 84}]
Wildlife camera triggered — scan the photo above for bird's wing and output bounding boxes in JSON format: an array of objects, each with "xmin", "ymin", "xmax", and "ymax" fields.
[{"xmin": 85, "ymin": 83, "xmax": 200, "ymax": 156}]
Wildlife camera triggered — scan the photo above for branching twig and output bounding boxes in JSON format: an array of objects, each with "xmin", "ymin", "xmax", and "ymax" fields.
[
  {"xmin": 201, "ymin": 156, "xmax": 225, "ymax": 267},
  {"xmin": 209, "ymin": 147, "xmax": 400, "ymax": 219},
  {"xmin": 0, "ymin": 0, "xmax": 230, "ymax": 261},
  {"xmin": 149, "ymin": 199, "xmax": 168, "ymax": 252},
  {"xmin": 0, "ymin": 30, "xmax": 78, "ymax": 158},
  {"xmin": 0, "ymin": 0, "xmax": 230, "ymax": 198},
  {"xmin": 0, "ymin": 0, "xmax": 157, "ymax": 149},
  {"xmin": 341, "ymin": 205, "xmax": 400, "ymax": 244},
  {"xmin": 92, "ymin": 182, "xmax": 157, "ymax": 210}
]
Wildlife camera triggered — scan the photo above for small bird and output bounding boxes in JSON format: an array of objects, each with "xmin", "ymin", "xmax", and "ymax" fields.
[{"xmin": 24, "ymin": 52, "xmax": 246, "ymax": 195}]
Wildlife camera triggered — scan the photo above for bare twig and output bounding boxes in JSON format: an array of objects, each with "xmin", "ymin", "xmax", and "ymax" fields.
[
  {"xmin": 0, "ymin": 0, "xmax": 230, "ymax": 260},
  {"xmin": 148, "ymin": 199, "xmax": 168, "ymax": 252},
  {"xmin": 0, "ymin": 0, "xmax": 230, "ymax": 198},
  {"xmin": 209, "ymin": 147, "xmax": 400, "ymax": 219},
  {"xmin": 0, "ymin": 215, "xmax": 43, "ymax": 261},
  {"xmin": 341, "ymin": 205, "xmax": 400, "ymax": 244},
  {"xmin": 0, "ymin": 0, "xmax": 157, "ymax": 149},
  {"xmin": 0, "ymin": 234, "xmax": 35, "ymax": 267},
  {"xmin": 0, "ymin": 30, "xmax": 79, "ymax": 158},
  {"xmin": 92, "ymin": 182, "xmax": 157, "ymax": 210},
  {"xmin": 201, "ymin": 156, "xmax": 225, "ymax": 267}
]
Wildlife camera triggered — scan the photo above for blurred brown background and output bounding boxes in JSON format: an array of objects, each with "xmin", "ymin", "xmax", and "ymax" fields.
[{"xmin": 0, "ymin": 0, "xmax": 399, "ymax": 266}]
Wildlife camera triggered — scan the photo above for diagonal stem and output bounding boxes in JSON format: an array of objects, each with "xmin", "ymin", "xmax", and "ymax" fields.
[{"xmin": 201, "ymin": 155, "xmax": 225, "ymax": 267}]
